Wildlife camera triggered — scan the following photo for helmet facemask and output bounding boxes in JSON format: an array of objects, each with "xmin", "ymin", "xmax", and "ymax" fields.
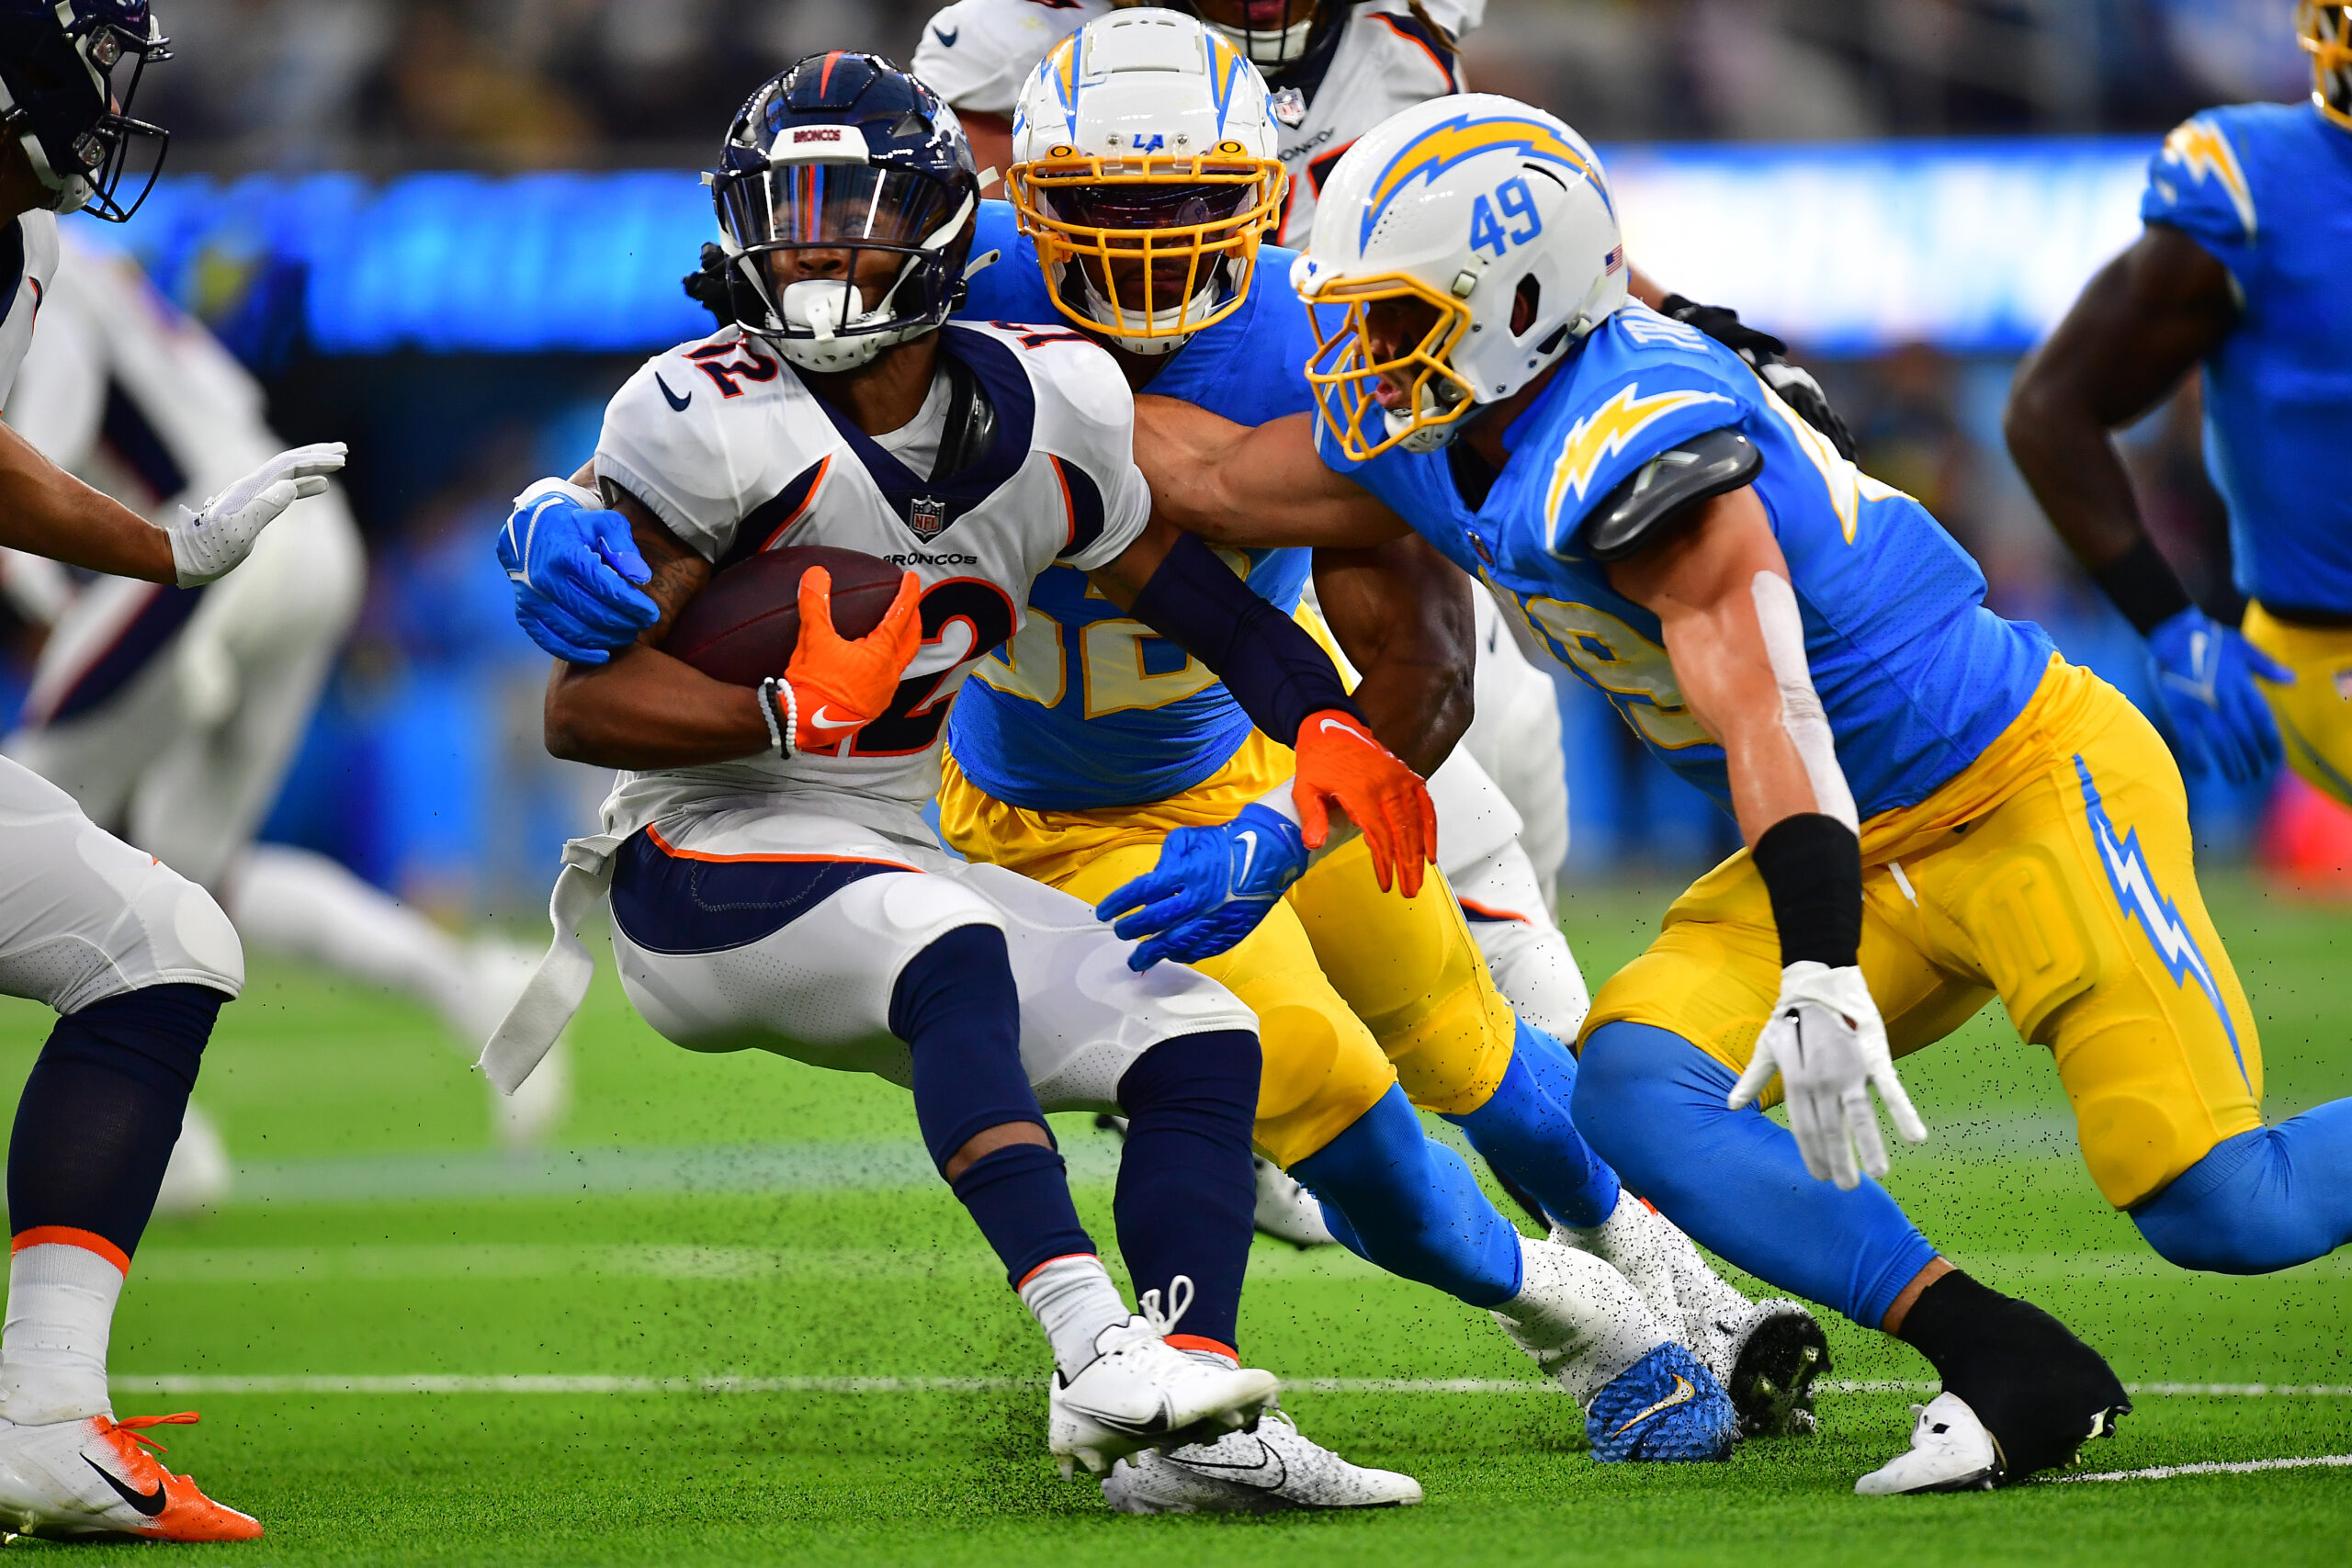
[
  {"xmin": 1300, "ymin": 271, "xmax": 1479, "ymax": 459},
  {"xmin": 715, "ymin": 153, "xmax": 974, "ymax": 373},
  {"xmin": 1191, "ymin": 0, "xmax": 1324, "ymax": 67},
  {"xmin": 0, "ymin": 0, "xmax": 171, "ymax": 221},
  {"xmin": 2301, "ymin": 3, "xmax": 2352, "ymax": 130},
  {"xmin": 1009, "ymin": 142, "xmax": 1283, "ymax": 355}
]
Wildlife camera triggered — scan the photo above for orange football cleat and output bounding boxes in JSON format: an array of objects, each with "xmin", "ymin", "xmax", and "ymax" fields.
[{"xmin": 0, "ymin": 1410, "xmax": 262, "ymax": 1541}]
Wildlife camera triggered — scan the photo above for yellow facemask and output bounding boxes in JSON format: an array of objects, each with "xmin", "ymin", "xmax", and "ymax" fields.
[
  {"xmin": 1299, "ymin": 271, "xmax": 1478, "ymax": 462},
  {"xmin": 2300, "ymin": 1, "xmax": 2352, "ymax": 129}
]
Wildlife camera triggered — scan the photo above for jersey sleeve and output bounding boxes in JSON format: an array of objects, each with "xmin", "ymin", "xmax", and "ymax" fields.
[
  {"xmin": 912, "ymin": 0, "xmax": 1093, "ymax": 117},
  {"xmin": 2, "ymin": 272, "xmax": 106, "ymax": 469},
  {"xmin": 593, "ymin": 344, "xmax": 765, "ymax": 562},
  {"xmin": 1033, "ymin": 336, "xmax": 1149, "ymax": 572},
  {"xmin": 2143, "ymin": 111, "xmax": 2260, "ymax": 274},
  {"xmin": 1539, "ymin": 329, "xmax": 1752, "ymax": 559}
]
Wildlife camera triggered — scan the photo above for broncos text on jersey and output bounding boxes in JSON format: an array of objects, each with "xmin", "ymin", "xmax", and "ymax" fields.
[
  {"xmin": 2143, "ymin": 102, "xmax": 2352, "ymax": 616},
  {"xmin": 592, "ymin": 318, "xmax": 1149, "ymax": 840},
  {"xmin": 1322, "ymin": 302, "xmax": 2056, "ymax": 821},
  {"xmin": 913, "ymin": 0, "xmax": 1469, "ymax": 247}
]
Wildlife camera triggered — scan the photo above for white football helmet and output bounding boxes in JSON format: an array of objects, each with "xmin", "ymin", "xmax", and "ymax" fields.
[
  {"xmin": 1008, "ymin": 8, "xmax": 1286, "ymax": 355},
  {"xmin": 1292, "ymin": 94, "xmax": 1627, "ymax": 459}
]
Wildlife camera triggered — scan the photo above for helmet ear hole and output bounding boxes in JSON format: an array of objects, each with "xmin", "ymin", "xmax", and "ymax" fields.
[{"xmin": 1512, "ymin": 275, "xmax": 1542, "ymax": 336}]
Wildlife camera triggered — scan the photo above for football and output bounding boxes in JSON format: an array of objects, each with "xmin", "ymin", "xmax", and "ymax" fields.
[{"xmin": 662, "ymin": 546, "xmax": 908, "ymax": 686}]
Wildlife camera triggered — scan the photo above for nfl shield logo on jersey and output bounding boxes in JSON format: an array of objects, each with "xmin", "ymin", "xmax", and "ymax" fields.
[
  {"xmin": 908, "ymin": 495, "xmax": 948, "ymax": 538},
  {"xmin": 1270, "ymin": 87, "xmax": 1306, "ymax": 128}
]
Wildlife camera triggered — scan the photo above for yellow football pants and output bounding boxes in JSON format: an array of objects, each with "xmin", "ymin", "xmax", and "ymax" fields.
[
  {"xmin": 937, "ymin": 731, "xmax": 1519, "ymax": 1169},
  {"xmin": 1584, "ymin": 658, "xmax": 2262, "ymax": 1210},
  {"xmin": 2244, "ymin": 600, "xmax": 2352, "ymax": 807}
]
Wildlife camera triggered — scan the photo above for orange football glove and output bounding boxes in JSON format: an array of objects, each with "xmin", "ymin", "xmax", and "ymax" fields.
[
  {"xmin": 782, "ymin": 567, "xmax": 922, "ymax": 754},
  {"xmin": 1290, "ymin": 707, "xmax": 1437, "ymax": 897}
]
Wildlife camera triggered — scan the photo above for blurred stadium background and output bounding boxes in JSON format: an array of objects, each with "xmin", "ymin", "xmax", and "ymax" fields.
[{"xmin": 12, "ymin": 0, "xmax": 2346, "ymax": 923}]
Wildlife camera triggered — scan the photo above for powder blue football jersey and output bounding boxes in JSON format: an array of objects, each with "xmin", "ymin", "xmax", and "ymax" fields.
[
  {"xmin": 1322, "ymin": 302, "xmax": 2055, "ymax": 821},
  {"xmin": 2142, "ymin": 103, "xmax": 2352, "ymax": 615},
  {"xmin": 944, "ymin": 199, "xmax": 1319, "ymax": 809}
]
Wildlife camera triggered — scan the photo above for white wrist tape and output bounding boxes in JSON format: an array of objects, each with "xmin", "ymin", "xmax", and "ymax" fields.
[
  {"xmin": 1750, "ymin": 570, "xmax": 1859, "ymax": 832},
  {"xmin": 1252, "ymin": 775, "xmax": 1359, "ymax": 866}
]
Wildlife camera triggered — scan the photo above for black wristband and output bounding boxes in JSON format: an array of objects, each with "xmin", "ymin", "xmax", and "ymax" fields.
[
  {"xmin": 1751, "ymin": 813, "xmax": 1862, "ymax": 969},
  {"xmin": 2087, "ymin": 536, "xmax": 2193, "ymax": 637}
]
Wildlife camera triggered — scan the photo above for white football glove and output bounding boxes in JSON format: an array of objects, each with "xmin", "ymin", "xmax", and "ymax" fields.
[
  {"xmin": 166, "ymin": 443, "xmax": 348, "ymax": 587},
  {"xmin": 1729, "ymin": 961, "xmax": 1927, "ymax": 1190}
]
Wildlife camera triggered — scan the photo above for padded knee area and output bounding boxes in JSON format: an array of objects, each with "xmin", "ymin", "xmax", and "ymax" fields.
[
  {"xmin": 1293, "ymin": 1084, "xmax": 1524, "ymax": 1308},
  {"xmin": 890, "ymin": 924, "xmax": 1042, "ymax": 1171},
  {"xmin": 1576, "ymin": 1021, "xmax": 1937, "ymax": 1326},
  {"xmin": 2132, "ymin": 1108, "xmax": 2352, "ymax": 1274}
]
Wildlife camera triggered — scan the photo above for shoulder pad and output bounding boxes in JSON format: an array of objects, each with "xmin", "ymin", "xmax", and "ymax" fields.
[{"xmin": 1582, "ymin": 426, "xmax": 1762, "ymax": 563}]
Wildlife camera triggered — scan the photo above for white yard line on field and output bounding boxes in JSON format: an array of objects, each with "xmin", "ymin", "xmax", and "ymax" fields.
[
  {"xmin": 109, "ymin": 1375, "xmax": 2352, "ymax": 1398},
  {"xmin": 2054, "ymin": 1454, "xmax": 2352, "ymax": 1483}
]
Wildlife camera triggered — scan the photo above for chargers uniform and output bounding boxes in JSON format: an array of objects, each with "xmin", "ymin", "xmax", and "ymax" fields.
[
  {"xmin": 914, "ymin": 0, "xmax": 1474, "ymax": 248},
  {"xmin": 2141, "ymin": 103, "xmax": 2352, "ymax": 803},
  {"xmin": 570, "ymin": 318, "xmax": 1253, "ymax": 1097},
  {"xmin": 941, "ymin": 202, "xmax": 1582, "ymax": 1166},
  {"xmin": 1328, "ymin": 300, "xmax": 2266, "ymax": 1213},
  {"xmin": 0, "ymin": 216, "xmax": 245, "ymax": 1021}
]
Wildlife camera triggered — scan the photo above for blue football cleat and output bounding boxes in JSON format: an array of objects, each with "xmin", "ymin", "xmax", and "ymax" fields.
[{"xmin": 1585, "ymin": 1343, "xmax": 1740, "ymax": 1463}]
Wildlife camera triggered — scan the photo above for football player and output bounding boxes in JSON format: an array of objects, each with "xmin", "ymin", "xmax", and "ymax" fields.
[
  {"xmin": 0, "ymin": 233, "xmax": 570, "ymax": 1161},
  {"xmin": 520, "ymin": 17, "xmax": 1803, "ymax": 1496},
  {"xmin": 479, "ymin": 52, "xmax": 1457, "ymax": 1489},
  {"xmin": 1118, "ymin": 94, "xmax": 2352, "ymax": 1493},
  {"xmin": 0, "ymin": 0, "xmax": 345, "ymax": 1540},
  {"xmin": 2005, "ymin": 2, "xmax": 2352, "ymax": 803}
]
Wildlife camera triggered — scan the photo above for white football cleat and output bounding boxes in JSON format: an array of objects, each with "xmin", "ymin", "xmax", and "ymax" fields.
[
  {"xmin": 1489, "ymin": 1236, "xmax": 1668, "ymax": 1404},
  {"xmin": 1048, "ymin": 1280, "xmax": 1278, "ymax": 1479},
  {"xmin": 1252, "ymin": 1157, "xmax": 1337, "ymax": 1248},
  {"xmin": 153, "ymin": 1104, "xmax": 232, "ymax": 1218},
  {"xmin": 0, "ymin": 1412, "xmax": 262, "ymax": 1540},
  {"xmin": 1855, "ymin": 1393, "xmax": 2000, "ymax": 1495},
  {"xmin": 1101, "ymin": 1404, "xmax": 1422, "ymax": 1512}
]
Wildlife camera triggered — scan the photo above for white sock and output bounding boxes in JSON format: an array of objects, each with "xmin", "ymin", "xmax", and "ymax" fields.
[
  {"xmin": 2, "ymin": 1242, "xmax": 123, "ymax": 1426},
  {"xmin": 221, "ymin": 845, "xmax": 473, "ymax": 1031},
  {"xmin": 1015, "ymin": 1255, "xmax": 1130, "ymax": 1381}
]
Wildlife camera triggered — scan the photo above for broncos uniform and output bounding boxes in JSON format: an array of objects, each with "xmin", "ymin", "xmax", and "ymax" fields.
[
  {"xmin": 2142, "ymin": 102, "xmax": 2352, "ymax": 804},
  {"xmin": 913, "ymin": 0, "xmax": 1475, "ymax": 248},
  {"xmin": 942, "ymin": 200, "xmax": 1587, "ymax": 1166},
  {"xmin": 0, "ymin": 213, "xmax": 244, "ymax": 1021},
  {"xmin": 1326, "ymin": 298, "xmax": 2288, "ymax": 1241},
  {"xmin": 514, "ymin": 316, "xmax": 1255, "ymax": 1107}
]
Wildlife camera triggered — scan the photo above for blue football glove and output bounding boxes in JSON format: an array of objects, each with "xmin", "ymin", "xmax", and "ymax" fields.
[
  {"xmin": 498, "ymin": 480, "xmax": 660, "ymax": 664},
  {"xmin": 2146, "ymin": 606, "xmax": 2294, "ymax": 787},
  {"xmin": 1095, "ymin": 803, "xmax": 1308, "ymax": 971}
]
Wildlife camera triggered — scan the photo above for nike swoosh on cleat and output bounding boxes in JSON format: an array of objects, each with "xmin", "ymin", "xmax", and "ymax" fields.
[
  {"xmin": 808, "ymin": 708, "xmax": 862, "ymax": 731},
  {"xmin": 1175, "ymin": 1440, "xmax": 1285, "ymax": 1489},
  {"xmin": 1611, "ymin": 1374, "xmax": 1696, "ymax": 1438},
  {"xmin": 655, "ymin": 372, "xmax": 692, "ymax": 412},
  {"xmin": 84, "ymin": 1458, "xmax": 167, "ymax": 1517},
  {"xmin": 933, "ymin": 25, "xmax": 958, "ymax": 46}
]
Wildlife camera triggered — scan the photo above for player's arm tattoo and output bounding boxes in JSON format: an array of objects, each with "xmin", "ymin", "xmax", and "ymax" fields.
[
  {"xmin": 593, "ymin": 479, "xmax": 711, "ymax": 647},
  {"xmin": 1312, "ymin": 538, "xmax": 1476, "ymax": 776},
  {"xmin": 2004, "ymin": 225, "xmax": 2238, "ymax": 571}
]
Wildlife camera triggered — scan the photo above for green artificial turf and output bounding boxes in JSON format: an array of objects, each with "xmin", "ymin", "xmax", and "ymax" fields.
[{"xmin": 0, "ymin": 874, "xmax": 2343, "ymax": 1563}]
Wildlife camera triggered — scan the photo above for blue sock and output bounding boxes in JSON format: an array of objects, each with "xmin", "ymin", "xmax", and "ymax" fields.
[
  {"xmin": 1292, "ymin": 1084, "xmax": 1525, "ymax": 1308},
  {"xmin": 2132, "ymin": 1103, "xmax": 2352, "ymax": 1273},
  {"xmin": 1445, "ymin": 1020, "xmax": 1621, "ymax": 1228},
  {"xmin": 951, "ymin": 1144, "xmax": 1095, "ymax": 1289},
  {"xmin": 7, "ymin": 984, "xmax": 224, "ymax": 1258},
  {"xmin": 891, "ymin": 924, "xmax": 1049, "ymax": 1171},
  {"xmin": 1574, "ymin": 1021, "xmax": 1939, "ymax": 1327},
  {"xmin": 1113, "ymin": 1031, "xmax": 1261, "ymax": 1354}
]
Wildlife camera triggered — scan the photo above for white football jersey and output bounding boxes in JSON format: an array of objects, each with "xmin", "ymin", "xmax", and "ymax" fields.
[
  {"xmin": 0, "ymin": 211, "xmax": 60, "ymax": 411},
  {"xmin": 594, "ymin": 320, "xmax": 1150, "ymax": 840},
  {"xmin": 912, "ymin": 0, "xmax": 1473, "ymax": 248}
]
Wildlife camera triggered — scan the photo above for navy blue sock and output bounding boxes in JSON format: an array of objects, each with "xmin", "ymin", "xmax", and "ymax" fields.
[
  {"xmin": 890, "ymin": 923, "xmax": 1049, "ymax": 1171},
  {"xmin": 1293, "ymin": 1084, "xmax": 1526, "ymax": 1308},
  {"xmin": 2133, "ymin": 1104, "xmax": 2352, "ymax": 1272},
  {"xmin": 1113, "ymin": 1030, "xmax": 1260, "ymax": 1354},
  {"xmin": 1446, "ymin": 1021, "xmax": 1622, "ymax": 1228},
  {"xmin": 7, "ymin": 984, "xmax": 225, "ymax": 1259},
  {"xmin": 950, "ymin": 1143, "xmax": 1097, "ymax": 1289},
  {"xmin": 1575, "ymin": 1021, "xmax": 1938, "ymax": 1327}
]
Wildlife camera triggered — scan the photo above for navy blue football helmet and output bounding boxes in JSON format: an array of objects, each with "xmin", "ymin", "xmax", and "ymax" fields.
[
  {"xmin": 709, "ymin": 51, "xmax": 978, "ymax": 372},
  {"xmin": 0, "ymin": 0, "xmax": 170, "ymax": 221}
]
